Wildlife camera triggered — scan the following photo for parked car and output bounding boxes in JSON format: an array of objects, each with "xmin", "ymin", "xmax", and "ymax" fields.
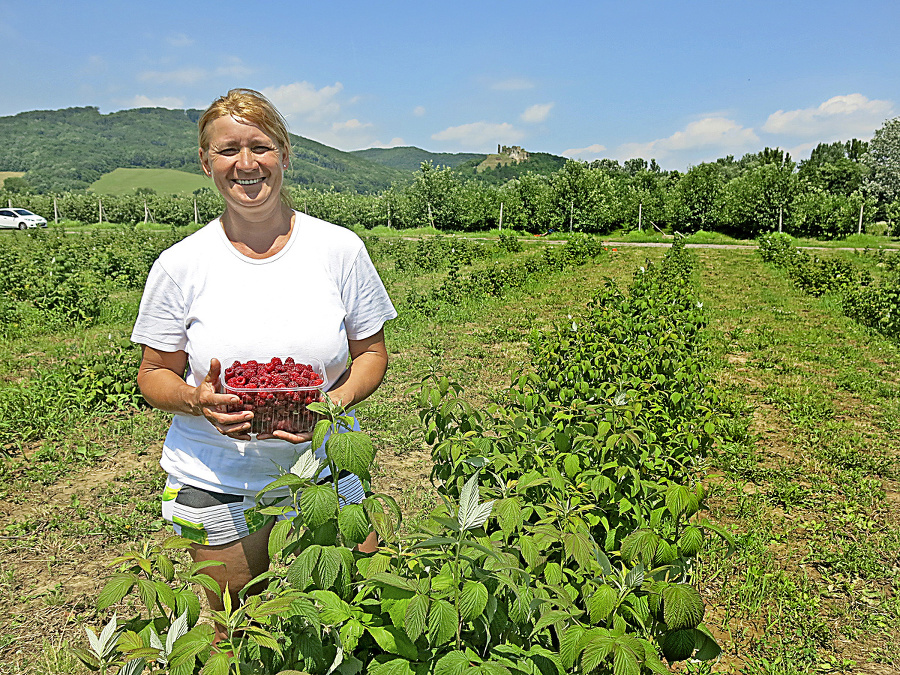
[{"xmin": 0, "ymin": 208, "xmax": 48, "ymax": 229}]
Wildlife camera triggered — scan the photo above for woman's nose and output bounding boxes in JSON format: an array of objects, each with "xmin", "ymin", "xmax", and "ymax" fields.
[{"xmin": 236, "ymin": 147, "xmax": 256, "ymax": 170}]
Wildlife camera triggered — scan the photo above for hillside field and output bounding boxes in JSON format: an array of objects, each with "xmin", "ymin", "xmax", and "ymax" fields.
[
  {"xmin": 88, "ymin": 168, "xmax": 211, "ymax": 196},
  {"xmin": 0, "ymin": 172, "xmax": 24, "ymax": 188}
]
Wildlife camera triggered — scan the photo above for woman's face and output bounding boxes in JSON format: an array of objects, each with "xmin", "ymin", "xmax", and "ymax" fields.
[{"xmin": 200, "ymin": 115, "xmax": 288, "ymax": 215}]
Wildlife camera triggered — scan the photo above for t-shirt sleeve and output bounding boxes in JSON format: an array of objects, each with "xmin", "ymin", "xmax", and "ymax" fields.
[
  {"xmin": 341, "ymin": 244, "xmax": 398, "ymax": 341},
  {"xmin": 130, "ymin": 259, "xmax": 189, "ymax": 352}
]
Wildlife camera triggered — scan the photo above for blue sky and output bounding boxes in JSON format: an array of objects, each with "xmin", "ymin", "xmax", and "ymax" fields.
[{"xmin": 2, "ymin": 0, "xmax": 899, "ymax": 171}]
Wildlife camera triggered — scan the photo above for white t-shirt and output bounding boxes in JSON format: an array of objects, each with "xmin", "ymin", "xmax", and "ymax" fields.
[{"xmin": 131, "ymin": 212, "xmax": 397, "ymax": 495}]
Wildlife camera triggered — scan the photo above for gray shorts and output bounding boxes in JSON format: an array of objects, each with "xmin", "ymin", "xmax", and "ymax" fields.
[{"xmin": 161, "ymin": 471, "xmax": 365, "ymax": 546}]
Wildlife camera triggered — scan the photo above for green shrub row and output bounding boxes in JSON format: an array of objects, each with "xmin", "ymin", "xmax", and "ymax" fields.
[
  {"xmin": 84, "ymin": 239, "xmax": 728, "ymax": 674},
  {"xmin": 757, "ymin": 232, "xmax": 900, "ymax": 339}
]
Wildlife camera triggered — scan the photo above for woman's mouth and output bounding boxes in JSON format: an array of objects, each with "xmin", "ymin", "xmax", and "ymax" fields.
[{"xmin": 235, "ymin": 178, "xmax": 265, "ymax": 186}]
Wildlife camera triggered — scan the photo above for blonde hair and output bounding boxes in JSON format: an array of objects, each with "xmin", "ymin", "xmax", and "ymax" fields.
[{"xmin": 199, "ymin": 88, "xmax": 294, "ymax": 208}]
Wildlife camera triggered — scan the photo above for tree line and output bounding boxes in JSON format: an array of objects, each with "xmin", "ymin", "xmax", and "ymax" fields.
[{"xmin": 5, "ymin": 117, "xmax": 899, "ymax": 239}]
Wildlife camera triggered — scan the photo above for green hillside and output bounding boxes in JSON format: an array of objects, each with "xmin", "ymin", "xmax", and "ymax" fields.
[
  {"xmin": 454, "ymin": 151, "xmax": 569, "ymax": 184},
  {"xmin": 351, "ymin": 147, "xmax": 484, "ymax": 171},
  {"xmin": 0, "ymin": 106, "xmax": 410, "ymax": 194},
  {"xmin": 89, "ymin": 168, "xmax": 211, "ymax": 195}
]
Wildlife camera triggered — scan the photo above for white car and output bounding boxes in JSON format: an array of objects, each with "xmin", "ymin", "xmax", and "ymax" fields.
[{"xmin": 0, "ymin": 208, "xmax": 48, "ymax": 229}]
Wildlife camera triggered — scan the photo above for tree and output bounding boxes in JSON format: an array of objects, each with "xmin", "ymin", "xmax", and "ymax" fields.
[
  {"xmin": 667, "ymin": 163, "xmax": 724, "ymax": 233},
  {"xmin": 863, "ymin": 116, "xmax": 900, "ymax": 206}
]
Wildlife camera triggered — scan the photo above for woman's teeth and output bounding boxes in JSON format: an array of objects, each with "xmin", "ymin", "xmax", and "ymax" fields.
[{"xmin": 235, "ymin": 178, "xmax": 264, "ymax": 185}]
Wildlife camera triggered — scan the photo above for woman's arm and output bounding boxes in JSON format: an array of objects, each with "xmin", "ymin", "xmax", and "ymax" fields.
[
  {"xmin": 327, "ymin": 327, "xmax": 389, "ymax": 410},
  {"xmin": 137, "ymin": 346, "xmax": 253, "ymax": 439}
]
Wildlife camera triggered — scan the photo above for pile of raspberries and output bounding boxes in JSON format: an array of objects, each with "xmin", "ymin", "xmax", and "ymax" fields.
[{"xmin": 223, "ymin": 357, "xmax": 325, "ymax": 434}]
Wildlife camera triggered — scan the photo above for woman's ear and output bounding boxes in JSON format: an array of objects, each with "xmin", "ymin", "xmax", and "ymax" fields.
[{"xmin": 199, "ymin": 147, "xmax": 211, "ymax": 176}]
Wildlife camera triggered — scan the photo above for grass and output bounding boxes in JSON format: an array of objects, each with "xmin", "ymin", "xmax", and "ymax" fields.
[
  {"xmin": 88, "ymin": 167, "xmax": 210, "ymax": 196},
  {"xmin": 0, "ymin": 229, "xmax": 898, "ymax": 673},
  {"xmin": 0, "ymin": 172, "xmax": 25, "ymax": 187}
]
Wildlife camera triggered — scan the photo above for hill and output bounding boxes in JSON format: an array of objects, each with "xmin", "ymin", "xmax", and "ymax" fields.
[
  {"xmin": 454, "ymin": 151, "xmax": 569, "ymax": 185},
  {"xmin": 0, "ymin": 106, "xmax": 410, "ymax": 194},
  {"xmin": 351, "ymin": 147, "xmax": 484, "ymax": 171}
]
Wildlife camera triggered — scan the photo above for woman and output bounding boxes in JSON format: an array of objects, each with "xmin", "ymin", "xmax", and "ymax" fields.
[{"xmin": 131, "ymin": 88, "xmax": 396, "ymax": 641}]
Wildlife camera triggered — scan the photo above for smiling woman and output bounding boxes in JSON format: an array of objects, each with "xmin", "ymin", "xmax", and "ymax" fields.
[{"xmin": 130, "ymin": 88, "xmax": 397, "ymax": 645}]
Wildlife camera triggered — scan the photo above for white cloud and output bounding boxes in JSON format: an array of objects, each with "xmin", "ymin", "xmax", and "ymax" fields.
[
  {"xmin": 262, "ymin": 81, "xmax": 343, "ymax": 124},
  {"xmin": 369, "ymin": 137, "xmax": 406, "ymax": 148},
  {"xmin": 125, "ymin": 95, "xmax": 184, "ymax": 109},
  {"xmin": 491, "ymin": 78, "xmax": 534, "ymax": 91},
  {"xmin": 139, "ymin": 67, "xmax": 207, "ymax": 85},
  {"xmin": 166, "ymin": 33, "xmax": 194, "ymax": 48},
  {"xmin": 413, "ymin": 105, "xmax": 426, "ymax": 117},
  {"xmin": 616, "ymin": 117, "xmax": 759, "ymax": 163},
  {"xmin": 521, "ymin": 102, "xmax": 554, "ymax": 123},
  {"xmin": 562, "ymin": 143, "xmax": 607, "ymax": 161},
  {"xmin": 331, "ymin": 119, "xmax": 373, "ymax": 132},
  {"xmin": 431, "ymin": 121, "xmax": 524, "ymax": 149},
  {"xmin": 214, "ymin": 58, "xmax": 253, "ymax": 79},
  {"xmin": 762, "ymin": 93, "xmax": 894, "ymax": 139}
]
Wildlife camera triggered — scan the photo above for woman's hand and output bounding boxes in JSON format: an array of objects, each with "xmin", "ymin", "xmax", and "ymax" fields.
[
  {"xmin": 197, "ymin": 358, "xmax": 254, "ymax": 440},
  {"xmin": 138, "ymin": 348, "xmax": 254, "ymax": 440}
]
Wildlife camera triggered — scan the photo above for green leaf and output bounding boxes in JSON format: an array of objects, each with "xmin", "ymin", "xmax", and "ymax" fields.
[
  {"xmin": 620, "ymin": 529, "xmax": 660, "ymax": 567},
  {"xmin": 367, "ymin": 658, "xmax": 416, "ymax": 675},
  {"xmin": 257, "ymin": 472, "xmax": 304, "ymax": 497},
  {"xmin": 337, "ymin": 504, "xmax": 370, "ymax": 545},
  {"xmin": 155, "ymin": 554, "xmax": 175, "ymax": 582},
  {"xmin": 677, "ymin": 526, "xmax": 703, "ymax": 557},
  {"xmin": 366, "ymin": 625, "xmax": 418, "ymax": 660},
  {"xmin": 316, "ymin": 545, "xmax": 343, "ymax": 589},
  {"xmin": 175, "ymin": 588, "xmax": 202, "ymax": 626},
  {"xmin": 287, "ymin": 545, "xmax": 321, "ymax": 589},
  {"xmin": 559, "ymin": 625, "xmax": 586, "ymax": 670},
  {"xmin": 586, "ymin": 584, "xmax": 617, "ymax": 624},
  {"xmin": 168, "ymin": 625, "xmax": 214, "ymax": 669},
  {"xmin": 428, "ymin": 598, "xmax": 459, "ymax": 645},
  {"xmin": 200, "ymin": 649, "xmax": 230, "ymax": 675},
  {"xmin": 612, "ymin": 642, "xmax": 640, "ymax": 675},
  {"xmin": 661, "ymin": 628, "xmax": 697, "ymax": 662},
  {"xmin": 309, "ymin": 590, "xmax": 353, "ymax": 625},
  {"xmin": 562, "ymin": 532, "xmax": 592, "ymax": 569},
  {"xmin": 459, "ymin": 580, "xmax": 489, "ymax": 621},
  {"xmin": 665, "ymin": 485, "xmax": 698, "ymax": 519},
  {"xmin": 312, "ymin": 419, "xmax": 330, "ymax": 452},
  {"xmin": 531, "ymin": 609, "xmax": 572, "ymax": 637},
  {"xmin": 340, "ymin": 618, "xmax": 365, "ymax": 653},
  {"xmin": 662, "ymin": 584, "xmax": 705, "ymax": 630},
  {"xmin": 268, "ymin": 518, "xmax": 294, "ymax": 560},
  {"xmin": 434, "ymin": 650, "xmax": 470, "ymax": 675},
  {"xmin": 404, "ymin": 593, "xmax": 429, "ymax": 642},
  {"xmin": 326, "ymin": 431, "xmax": 374, "ymax": 479},
  {"xmin": 580, "ymin": 632, "xmax": 614, "ymax": 673},
  {"xmin": 299, "ymin": 484, "xmax": 339, "ymax": 529},
  {"xmin": 97, "ymin": 573, "xmax": 136, "ymax": 611},
  {"xmin": 692, "ymin": 624, "xmax": 722, "ymax": 661},
  {"xmin": 137, "ymin": 578, "xmax": 157, "ymax": 612},
  {"xmin": 494, "ymin": 498, "xmax": 523, "ymax": 534}
]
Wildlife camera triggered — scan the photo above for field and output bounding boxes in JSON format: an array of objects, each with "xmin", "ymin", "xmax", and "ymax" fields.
[
  {"xmin": 0, "ymin": 172, "xmax": 25, "ymax": 188},
  {"xmin": 88, "ymin": 168, "xmax": 210, "ymax": 196},
  {"xmin": 0, "ymin": 229, "xmax": 898, "ymax": 674}
]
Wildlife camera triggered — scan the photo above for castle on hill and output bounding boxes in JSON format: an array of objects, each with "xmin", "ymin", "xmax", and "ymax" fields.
[{"xmin": 497, "ymin": 145, "xmax": 529, "ymax": 162}]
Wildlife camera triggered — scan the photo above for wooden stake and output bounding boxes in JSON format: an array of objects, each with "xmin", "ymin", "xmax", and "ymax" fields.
[
  {"xmin": 53, "ymin": 197, "xmax": 58, "ymax": 224},
  {"xmin": 638, "ymin": 201, "xmax": 642, "ymax": 232},
  {"xmin": 858, "ymin": 203, "xmax": 864, "ymax": 235},
  {"xmin": 778, "ymin": 207, "xmax": 783, "ymax": 233},
  {"xmin": 499, "ymin": 202, "xmax": 503, "ymax": 231}
]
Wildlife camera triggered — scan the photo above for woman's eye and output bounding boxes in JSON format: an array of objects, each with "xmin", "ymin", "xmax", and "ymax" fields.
[
  {"xmin": 217, "ymin": 148, "xmax": 239, "ymax": 156},
  {"xmin": 253, "ymin": 146, "xmax": 275, "ymax": 154}
]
